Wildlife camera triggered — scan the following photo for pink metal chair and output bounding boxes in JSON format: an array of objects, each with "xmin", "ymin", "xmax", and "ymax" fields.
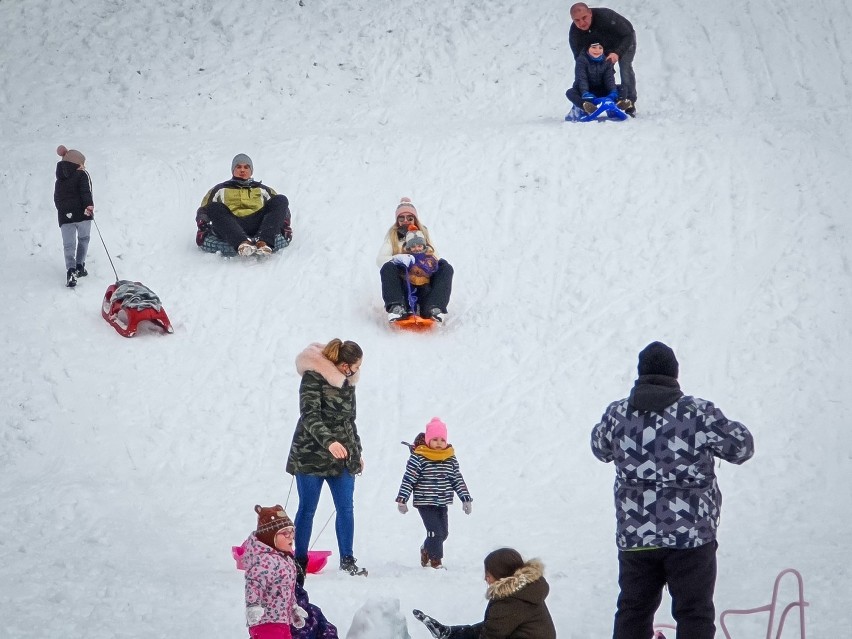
[{"xmin": 719, "ymin": 568, "xmax": 808, "ymax": 639}]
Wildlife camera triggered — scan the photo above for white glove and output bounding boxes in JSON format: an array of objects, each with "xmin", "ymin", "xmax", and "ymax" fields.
[
  {"xmin": 246, "ymin": 605, "xmax": 265, "ymax": 625},
  {"xmin": 462, "ymin": 501, "xmax": 472, "ymax": 515},
  {"xmin": 391, "ymin": 254, "xmax": 414, "ymax": 267},
  {"xmin": 293, "ymin": 604, "xmax": 308, "ymax": 629},
  {"xmin": 397, "ymin": 501, "xmax": 409, "ymax": 514}
]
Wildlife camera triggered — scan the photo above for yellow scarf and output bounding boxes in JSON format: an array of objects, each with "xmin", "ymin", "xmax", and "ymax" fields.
[{"xmin": 413, "ymin": 445, "xmax": 456, "ymax": 461}]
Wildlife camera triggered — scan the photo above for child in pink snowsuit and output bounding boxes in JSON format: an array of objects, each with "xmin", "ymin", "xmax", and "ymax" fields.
[{"xmin": 243, "ymin": 505, "xmax": 307, "ymax": 639}]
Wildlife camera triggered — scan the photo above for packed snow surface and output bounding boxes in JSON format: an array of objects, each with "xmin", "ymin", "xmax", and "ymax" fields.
[{"xmin": 1, "ymin": 0, "xmax": 850, "ymax": 637}]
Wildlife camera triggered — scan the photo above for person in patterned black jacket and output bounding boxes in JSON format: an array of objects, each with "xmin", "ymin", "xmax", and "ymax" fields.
[
  {"xmin": 591, "ymin": 341, "xmax": 754, "ymax": 639},
  {"xmin": 286, "ymin": 339, "xmax": 366, "ymax": 577},
  {"xmin": 395, "ymin": 418, "xmax": 472, "ymax": 569}
]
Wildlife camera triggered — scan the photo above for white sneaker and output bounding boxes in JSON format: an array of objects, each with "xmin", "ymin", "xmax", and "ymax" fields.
[{"xmin": 238, "ymin": 241, "xmax": 256, "ymax": 256}]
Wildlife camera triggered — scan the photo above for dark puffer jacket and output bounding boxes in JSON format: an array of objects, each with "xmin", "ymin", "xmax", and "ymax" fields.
[
  {"xmin": 569, "ymin": 7, "xmax": 636, "ymax": 60},
  {"xmin": 453, "ymin": 560, "xmax": 556, "ymax": 639},
  {"xmin": 286, "ymin": 344, "xmax": 362, "ymax": 478},
  {"xmin": 573, "ymin": 54, "xmax": 616, "ymax": 96},
  {"xmin": 53, "ymin": 160, "xmax": 93, "ymax": 226}
]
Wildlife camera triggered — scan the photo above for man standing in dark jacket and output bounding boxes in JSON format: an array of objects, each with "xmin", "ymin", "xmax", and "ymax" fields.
[
  {"xmin": 569, "ymin": 3, "xmax": 638, "ymax": 115},
  {"xmin": 591, "ymin": 342, "xmax": 754, "ymax": 639}
]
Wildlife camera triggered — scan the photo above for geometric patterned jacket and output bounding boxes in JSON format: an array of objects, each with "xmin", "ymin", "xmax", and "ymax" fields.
[{"xmin": 591, "ymin": 375, "xmax": 754, "ymax": 550}]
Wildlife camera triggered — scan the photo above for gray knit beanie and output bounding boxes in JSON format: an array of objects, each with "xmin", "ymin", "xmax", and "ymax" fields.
[{"xmin": 231, "ymin": 153, "xmax": 253, "ymax": 174}]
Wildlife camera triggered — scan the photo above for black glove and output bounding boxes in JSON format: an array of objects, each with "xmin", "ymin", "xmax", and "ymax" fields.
[{"xmin": 413, "ymin": 609, "xmax": 451, "ymax": 639}]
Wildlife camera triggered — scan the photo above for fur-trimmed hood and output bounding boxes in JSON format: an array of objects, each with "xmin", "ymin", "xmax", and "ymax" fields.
[
  {"xmin": 296, "ymin": 343, "xmax": 359, "ymax": 388},
  {"xmin": 486, "ymin": 559, "xmax": 549, "ymax": 602}
]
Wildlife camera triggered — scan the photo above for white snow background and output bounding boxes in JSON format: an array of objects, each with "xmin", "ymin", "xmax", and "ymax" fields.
[{"xmin": 1, "ymin": 0, "xmax": 850, "ymax": 637}]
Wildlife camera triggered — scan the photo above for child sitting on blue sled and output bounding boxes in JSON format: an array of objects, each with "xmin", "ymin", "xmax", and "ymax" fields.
[{"xmin": 566, "ymin": 41, "xmax": 632, "ymax": 116}]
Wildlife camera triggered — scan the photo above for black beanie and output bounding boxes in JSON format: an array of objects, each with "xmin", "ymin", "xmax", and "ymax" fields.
[{"xmin": 638, "ymin": 341, "xmax": 679, "ymax": 378}]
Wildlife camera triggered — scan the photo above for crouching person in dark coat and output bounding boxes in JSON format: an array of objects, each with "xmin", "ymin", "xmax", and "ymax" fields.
[{"xmin": 413, "ymin": 547, "xmax": 557, "ymax": 639}]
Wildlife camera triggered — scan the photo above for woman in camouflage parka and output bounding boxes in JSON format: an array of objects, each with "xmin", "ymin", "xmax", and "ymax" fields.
[{"xmin": 286, "ymin": 339, "xmax": 366, "ymax": 577}]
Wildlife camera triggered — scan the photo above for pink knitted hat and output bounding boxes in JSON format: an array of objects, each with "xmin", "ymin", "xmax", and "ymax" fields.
[
  {"xmin": 396, "ymin": 197, "xmax": 418, "ymax": 220},
  {"xmin": 424, "ymin": 417, "xmax": 447, "ymax": 442}
]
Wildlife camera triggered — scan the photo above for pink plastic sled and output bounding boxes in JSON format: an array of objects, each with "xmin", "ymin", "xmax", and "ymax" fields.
[{"xmin": 231, "ymin": 544, "xmax": 332, "ymax": 574}]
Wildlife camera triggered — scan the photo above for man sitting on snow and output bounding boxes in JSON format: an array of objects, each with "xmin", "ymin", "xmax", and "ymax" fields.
[{"xmin": 196, "ymin": 154, "xmax": 292, "ymax": 257}]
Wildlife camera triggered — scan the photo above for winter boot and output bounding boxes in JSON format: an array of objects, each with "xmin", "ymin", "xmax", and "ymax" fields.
[
  {"xmin": 255, "ymin": 240, "xmax": 273, "ymax": 256},
  {"xmin": 616, "ymin": 97, "xmax": 633, "ymax": 111},
  {"xmin": 582, "ymin": 101, "xmax": 597, "ymax": 114},
  {"xmin": 66, "ymin": 268, "xmax": 78, "ymax": 288},
  {"xmin": 429, "ymin": 558, "xmax": 444, "ymax": 569},
  {"xmin": 420, "ymin": 547, "xmax": 429, "ymax": 567},
  {"xmin": 429, "ymin": 307, "xmax": 444, "ymax": 322},
  {"xmin": 387, "ymin": 305, "xmax": 409, "ymax": 321},
  {"xmin": 75, "ymin": 263, "xmax": 88, "ymax": 277},
  {"xmin": 237, "ymin": 240, "xmax": 257, "ymax": 256},
  {"xmin": 339, "ymin": 555, "xmax": 367, "ymax": 576},
  {"xmin": 295, "ymin": 555, "xmax": 308, "ymax": 586},
  {"xmin": 413, "ymin": 610, "xmax": 451, "ymax": 639}
]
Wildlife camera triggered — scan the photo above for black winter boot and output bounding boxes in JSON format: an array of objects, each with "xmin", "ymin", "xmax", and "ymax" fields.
[
  {"xmin": 339, "ymin": 555, "xmax": 367, "ymax": 576},
  {"xmin": 295, "ymin": 556, "xmax": 308, "ymax": 586}
]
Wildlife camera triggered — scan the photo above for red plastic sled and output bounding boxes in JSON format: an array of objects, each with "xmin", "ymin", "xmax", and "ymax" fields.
[
  {"xmin": 101, "ymin": 281, "xmax": 173, "ymax": 338},
  {"xmin": 391, "ymin": 315, "xmax": 437, "ymax": 332}
]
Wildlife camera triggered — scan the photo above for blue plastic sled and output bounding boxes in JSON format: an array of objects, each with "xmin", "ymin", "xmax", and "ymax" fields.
[{"xmin": 565, "ymin": 97, "xmax": 628, "ymax": 123}]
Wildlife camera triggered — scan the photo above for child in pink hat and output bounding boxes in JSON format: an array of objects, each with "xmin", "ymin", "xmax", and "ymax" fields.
[{"xmin": 395, "ymin": 418, "xmax": 473, "ymax": 569}]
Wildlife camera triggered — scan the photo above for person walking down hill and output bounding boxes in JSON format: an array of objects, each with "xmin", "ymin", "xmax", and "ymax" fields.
[
  {"xmin": 53, "ymin": 145, "xmax": 94, "ymax": 288},
  {"xmin": 591, "ymin": 341, "xmax": 755, "ymax": 639},
  {"xmin": 242, "ymin": 505, "xmax": 306, "ymax": 639},
  {"xmin": 196, "ymin": 153, "xmax": 292, "ymax": 256},
  {"xmin": 569, "ymin": 3, "xmax": 637, "ymax": 115},
  {"xmin": 377, "ymin": 197, "xmax": 454, "ymax": 322},
  {"xmin": 286, "ymin": 339, "xmax": 367, "ymax": 577},
  {"xmin": 566, "ymin": 41, "xmax": 626, "ymax": 114},
  {"xmin": 395, "ymin": 417, "xmax": 473, "ymax": 569},
  {"xmin": 413, "ymin": 547, "xmax": 557, "ymax": 639}
]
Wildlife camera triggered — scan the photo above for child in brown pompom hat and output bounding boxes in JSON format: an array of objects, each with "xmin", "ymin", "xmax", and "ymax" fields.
[{"xmin": 242, "ymin": 505, "xmax": 307, "ymax": 637}]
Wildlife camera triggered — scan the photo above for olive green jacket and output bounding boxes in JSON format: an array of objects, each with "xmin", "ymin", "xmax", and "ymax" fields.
[{"xmin": 286, "ymin": 344, "xmax": 362, "ymax": 477}]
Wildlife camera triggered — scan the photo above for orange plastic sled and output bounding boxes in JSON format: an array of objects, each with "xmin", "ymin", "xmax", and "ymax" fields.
[{"xmin": 391, "ymin": 315, "xmax": 437, "ymax": 332}]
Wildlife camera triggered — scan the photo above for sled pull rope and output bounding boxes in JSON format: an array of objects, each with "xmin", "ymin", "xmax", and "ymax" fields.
[
  {"xmin": 309, "ymin": 510, "xmax": 335, "ymax": 551},
  {"xmin": 93, "ymin": 218, "xmax": 120, "ymax": 283}
]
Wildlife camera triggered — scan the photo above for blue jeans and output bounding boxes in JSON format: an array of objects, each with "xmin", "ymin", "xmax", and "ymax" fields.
[{"xmin": 294, "ymin": 471, "xmax": 355, "ymax": 559}]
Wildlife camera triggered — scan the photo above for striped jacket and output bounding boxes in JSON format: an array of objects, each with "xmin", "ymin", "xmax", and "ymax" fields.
[
  {"xmin": 199, "ymin": 178, "xmax": 278, "ymax": 218},
  {"xmin": 396, "ymin": 445, "xmax": 472, "ymax": 508},
  {"xmin": 591, "ymin": 379, "xmax": 754, "ymax": 550}
]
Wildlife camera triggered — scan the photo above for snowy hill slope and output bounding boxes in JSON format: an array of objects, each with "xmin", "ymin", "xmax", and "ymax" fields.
[{"xmin": 1, "ymin": 0, "xmax": 850, "ymax": 637}]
